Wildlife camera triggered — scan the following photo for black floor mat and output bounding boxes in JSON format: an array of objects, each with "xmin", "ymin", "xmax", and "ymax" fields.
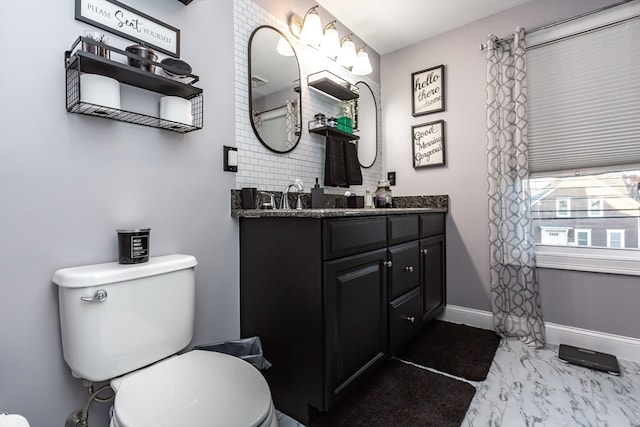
[
  {"xmin": 398, "ymin": 320, "xmax": 502, "ymax": 381},
  {"xmin": 311, "ymin": 359, "xmax": 476, "ymax": 427}
]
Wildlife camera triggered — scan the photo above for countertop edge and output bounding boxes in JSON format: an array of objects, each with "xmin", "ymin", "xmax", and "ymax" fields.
[{"xmin": 232, "ymin": 207, "xmax": 448, "ymax": 218}]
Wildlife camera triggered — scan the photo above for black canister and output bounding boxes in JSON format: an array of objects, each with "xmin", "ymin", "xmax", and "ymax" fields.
[
  {"xmin": 241, "ymin": 187, "xmax": 258, "ymax": 209},
  {"xmin": 117, "ymin": 228, "xmax": 150, "ymax": 264}
]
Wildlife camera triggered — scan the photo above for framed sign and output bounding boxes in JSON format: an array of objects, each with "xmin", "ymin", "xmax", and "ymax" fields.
[
  {"xmin": 411, "ymin": 65, "xmax": 445, "ymax": 116},
  {"xmin": 412, "ymin": 120, "xmax": 445, "ymax": 168},
  {"xmin": 75, "ymin": 0, "xmax": 180, "ymax": 57}
]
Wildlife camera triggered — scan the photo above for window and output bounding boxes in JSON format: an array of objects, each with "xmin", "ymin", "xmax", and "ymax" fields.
[
  {"xmin": 607, "ymin": 230, "xmax": 625, "ymax": 248},
  {"xmin": 555, "ymin": 198, "xmax": 570, "ymax": 217},
  {"xmin": 588, "ymin": 198, "xmax": 603, "ymax": 217},
  {"xmin": 526, "ymin": 2, "xmax": 640, "ymax": 276},
  {"xmin": 530, "ymin": 170, "xmax": 639, "ymax": 274},
  {"xmin": 575, "ymin": 229, "xmax": 591, "ymax": 247}
]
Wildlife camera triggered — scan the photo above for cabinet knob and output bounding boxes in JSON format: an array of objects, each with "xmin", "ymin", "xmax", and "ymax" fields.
[
  {"xmin": 384, "ymin": 260, "xmax": 393, "ymax": 268},
  {"xmin": 403, "ymin": 316, "xmax": 416, "ymax": 323},
  {"xmin": 421, "ymin": 249, "xmax": 429, "ymax": 255},
  {"xmin": 404, "ymin": 266, "xmax": 414, "ymax": 272}
]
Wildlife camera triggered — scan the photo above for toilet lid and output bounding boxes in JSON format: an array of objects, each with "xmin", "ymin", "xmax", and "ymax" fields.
[{"xmin": 111, "ymin": 350, "xmax": 274, "ymax": 427}]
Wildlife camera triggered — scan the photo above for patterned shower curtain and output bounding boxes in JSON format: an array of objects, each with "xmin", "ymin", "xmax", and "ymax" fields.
[
  {"xmin": 285, "ymin": 99, "xmax": 299, "ymax": 149},
  {"xmin": 252, "ymin": 110, "xmax": 263, "ymax": 138},
  {"xmin": 486, "ymin": 27, "xmax": 545, "ymax": 348}
]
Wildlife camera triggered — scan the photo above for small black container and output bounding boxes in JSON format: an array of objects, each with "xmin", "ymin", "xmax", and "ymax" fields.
[
  {"xmin": 241, "ymin": 187, "xmax": 258, "ymax": 209},
  {"xmin": 125, "ymin": 45, "xmax": 158, "ymax": 73},
  {"xmin": 117, "ymin": 228, "xmax": 150, "ymax": 264}
]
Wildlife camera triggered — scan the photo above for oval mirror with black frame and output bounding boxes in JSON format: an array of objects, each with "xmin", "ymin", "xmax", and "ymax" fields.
[
  {"xmin": 355, "ymin": 81, "xmax": 378, "ymax": 168},
  {"xmin": 249, "ymin": 26, "xmax": 301, "ymax": 153}
]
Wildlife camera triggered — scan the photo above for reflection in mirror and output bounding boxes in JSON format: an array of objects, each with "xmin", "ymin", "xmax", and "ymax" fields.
[
  {"xmin": 355, "ymin": 81, "xmax": 377, "ymax": 168},
  {"xmin": 249, "ymin": 26, "xmax": 302, "ymax": 153}
]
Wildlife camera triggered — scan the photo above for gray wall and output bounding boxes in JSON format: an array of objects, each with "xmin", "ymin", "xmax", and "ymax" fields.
[
  {"xmin": 381, "ymin": 0, "xmax": 640, "ymax": 339},
  {"xmin": 0, "ymin": 1, "xmax": 238, "ymax": 425}
]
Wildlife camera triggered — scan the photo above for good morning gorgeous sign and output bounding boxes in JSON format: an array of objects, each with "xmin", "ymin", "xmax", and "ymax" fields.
[
  {"xmin": 411, "ymin": 65, "xmax": 445, "ymax": 116},
  {"xmin": 412, "ymin": 120, "xmax": 445, "ymax": 168},
  {"xmin": 76, "ymin": 0, "xmax": 180, "ymax": 57}
]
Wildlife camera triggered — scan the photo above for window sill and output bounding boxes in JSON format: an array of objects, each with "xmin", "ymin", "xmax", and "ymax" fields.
[{"xmin": 535, "ymin": 245, "xmax": 640, "ymax": 276}]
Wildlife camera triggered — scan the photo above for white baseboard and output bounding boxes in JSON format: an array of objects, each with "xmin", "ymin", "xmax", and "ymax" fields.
[{"xmin": 438, "ymin": 305, "xmax": 640, "ymax": 363}]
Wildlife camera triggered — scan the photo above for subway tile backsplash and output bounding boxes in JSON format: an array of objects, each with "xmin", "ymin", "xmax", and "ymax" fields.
[{"xmin": 233, "ymin": 0, "xmax": 382, "ymax": 196}]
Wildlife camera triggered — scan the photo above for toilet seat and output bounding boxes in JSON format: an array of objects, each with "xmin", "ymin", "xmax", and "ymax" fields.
[{"xmin": 110, "ymin": 350, "xmax": 277, "ymax": 427}]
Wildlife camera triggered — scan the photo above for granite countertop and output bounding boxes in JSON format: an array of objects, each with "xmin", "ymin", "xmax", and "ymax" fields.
[
  {"xmin": 233, "ymin": 206, "xmax": 447, "ymax": 218},
  {"xmin": 231, "ymin": 191, "xmax": 448, "ymax": 218}
]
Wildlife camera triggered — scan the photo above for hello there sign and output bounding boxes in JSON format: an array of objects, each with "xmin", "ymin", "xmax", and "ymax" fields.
[
  {"xmin": 412, "ymin": 65, "xmax": 445, "ymax": 116},
  {"xmin": 75, "ymin": 0, "xmax": 180, "ymax": 57}
]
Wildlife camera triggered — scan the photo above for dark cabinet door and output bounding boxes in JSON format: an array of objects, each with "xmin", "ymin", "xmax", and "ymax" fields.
[
  {"xmin": 420, "ymin": 234, "xmax": 446, "ymax": 323},
  {"xmin": 324, "ymin": 248, "xmax": 387, "ymax": 407},
  {"xmin": 387, "ymin": 240, "xmax": 420, "ymax": 300}
]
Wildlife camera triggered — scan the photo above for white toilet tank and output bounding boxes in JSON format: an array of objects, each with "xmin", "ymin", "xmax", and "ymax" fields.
[{"xmin": 52, "ymin": 254, "xmax": 198, "ymax": 382}]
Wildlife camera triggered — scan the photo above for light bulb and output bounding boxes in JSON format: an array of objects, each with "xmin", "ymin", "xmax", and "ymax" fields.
[
  {"xmin": 299, "ymin": 7, "xmax": 323, "ymax": 48},
  {"xmin": 277, "ymin": 35, "xmax": 295, "ymax": 56},
  {"xmin": 321, "ymin": 21, "xmax": 340, "ymax": 59},
  {"xmin": 352, "ymin": 46, "xmax": 373, "ymax": 75},
  {"xmin": 338, "ymin": 34, "xmax": 357, "ymax": 68}
]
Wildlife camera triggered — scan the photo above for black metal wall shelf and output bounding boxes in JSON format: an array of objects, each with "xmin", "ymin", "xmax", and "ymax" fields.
[
  {"xmin": 67, "ymin": 101, "xmax": 202, "ymax": 133},
  {"xmin": 307, "ymin": 71, "xmax": 358, "ymax": 101},
  {"xmin": 309, "ymin": 125, "xmax": 359, "ymax": 140},
  {"xmin": 65, "ymin": 37, "xmax": 203, "ymax": 133}
]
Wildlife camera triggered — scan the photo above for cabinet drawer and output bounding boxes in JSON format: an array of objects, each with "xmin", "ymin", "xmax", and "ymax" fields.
[
  {"xmin": 323, "ymin": 216, "xmax": 387, "ymax": 260},
  {"xmin": 387, "ymin": 215, "xmax": 419, "ymax": 245},
  {"xmin": 419, "ymin": 213, "xmax": 445, "ymax": 238},
  {"xmin": 389, "ymin": 287, "xmax": 422, "ymax": 355},
  {"xmin": 387, "ymin": 241, "xmax": 420, "ymax": 300}
]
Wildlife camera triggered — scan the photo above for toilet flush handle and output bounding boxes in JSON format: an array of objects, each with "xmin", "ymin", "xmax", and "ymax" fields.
[{"xmin": 81, "ymin": 289, "xmax": 108, "ymax": 303}]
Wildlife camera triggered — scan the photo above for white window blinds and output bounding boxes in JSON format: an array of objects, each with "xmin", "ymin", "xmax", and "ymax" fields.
[{"xmin": 526, "ymin": 2, "xmax": 640, "ymax": 175}]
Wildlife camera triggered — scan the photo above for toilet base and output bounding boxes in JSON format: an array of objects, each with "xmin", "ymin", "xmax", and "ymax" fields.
[{"xmin": 109, "ymin": 400, "xmax": 279, "ymax": 427}]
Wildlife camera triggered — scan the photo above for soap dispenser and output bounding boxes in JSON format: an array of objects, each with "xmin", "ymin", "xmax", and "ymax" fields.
[{"xmin": 311, "ymin": 177, "xmax": 324, "ymax": 208}]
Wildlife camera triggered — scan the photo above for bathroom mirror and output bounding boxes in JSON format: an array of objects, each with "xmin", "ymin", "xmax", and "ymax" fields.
[
  {"xmin": 249, "ymin": 26, "xmax": 302, "ymax": 153},
  {"xmin": 355, "ymin": 81, "xmax": 377, "ymax": 168}
]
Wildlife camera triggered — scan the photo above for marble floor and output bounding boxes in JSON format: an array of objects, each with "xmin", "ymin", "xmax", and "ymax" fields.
[{"xmin": 277, "ymin": 337, "xmax": 640, "ymax": 427}]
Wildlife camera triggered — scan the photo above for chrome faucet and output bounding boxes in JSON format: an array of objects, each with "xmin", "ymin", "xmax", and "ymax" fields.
[{"xmin": 281, "ymin": 179, "xmax": 304, "ymax": 209}]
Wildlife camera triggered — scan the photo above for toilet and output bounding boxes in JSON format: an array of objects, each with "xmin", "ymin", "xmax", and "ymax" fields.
[
  {"xmin": 53, "ymin": 254, "xmax": 278, "ymax": 427},
  {"xmin": 0, "ymin": 414, "xmax": 30, "ymax": 427}
]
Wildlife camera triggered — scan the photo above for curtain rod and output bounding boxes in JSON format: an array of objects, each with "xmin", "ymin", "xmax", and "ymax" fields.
[
  {"xmin": 479, "ymin": 0, "xmax": 635, "ymax": 50},
  {"xmin": 254, "ymin": 102, "xmax": 294, "ymax": 115}
]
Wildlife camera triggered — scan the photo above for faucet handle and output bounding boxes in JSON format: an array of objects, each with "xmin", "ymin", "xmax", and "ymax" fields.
[{"xmin": 258, "ymin": 191, "xmax": 276, "ymax": 209}]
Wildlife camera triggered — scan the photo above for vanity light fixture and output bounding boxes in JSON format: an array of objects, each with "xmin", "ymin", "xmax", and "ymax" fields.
[
  {"xmin": 351, "ymin": 45, "xmax": 373, "ymax": 76},
  {"xmin": 337, "ymin": 34, "xmax": 357, "ymax": 69},
  {"xmin": 299, "ymin": 6, "xmax": 323, "ymax": 48},
  {"xmin": 288, "ymin": 6, "xmax": 372, "ymax": 76},
  {"xmin": 320, "ymin": 21, "xmax": 340, "ymax": 59}
]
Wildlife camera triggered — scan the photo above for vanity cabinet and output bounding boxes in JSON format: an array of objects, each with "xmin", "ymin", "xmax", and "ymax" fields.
[{"xmin": 239, "ymin": 211, "xmax": 445, "ymax": 425}]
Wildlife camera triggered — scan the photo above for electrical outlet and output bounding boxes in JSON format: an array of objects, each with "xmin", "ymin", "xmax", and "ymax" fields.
[{"xmin": 387, "ymin": 171, "xmax": 396, "ymax": 186}]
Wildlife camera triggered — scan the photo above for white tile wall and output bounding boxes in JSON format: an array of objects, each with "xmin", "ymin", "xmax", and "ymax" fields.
[{"xmin": 233, "ymin": 0, "xmax": 383, "ymax": 195}]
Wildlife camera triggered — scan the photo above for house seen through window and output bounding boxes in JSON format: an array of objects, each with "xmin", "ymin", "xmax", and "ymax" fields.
[{"xmin": 530, "ymin": 171, "xmax": 640, "ymax": 250}]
